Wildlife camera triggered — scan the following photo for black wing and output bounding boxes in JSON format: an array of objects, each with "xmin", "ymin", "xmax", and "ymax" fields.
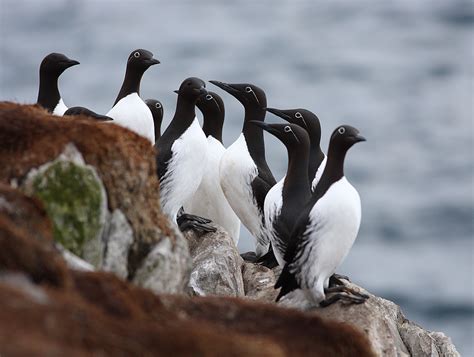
[
  {"xmin": 155, "ymin": 141, "xmax": 173, "ymax": 182},
  {"xmin": 251, "ymin": 174, "xmax": 274, "ymax": 215},
  {"xmin": 275, "ymin": 207, "xmax": 313, "ymax": 301}
]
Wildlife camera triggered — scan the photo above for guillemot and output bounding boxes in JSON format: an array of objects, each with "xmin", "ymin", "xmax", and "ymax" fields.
[
  {"xmin": 156, "ymin": 77, "xmax": 213, "ymax": 232},
  {"xmin": 36, "ymin": 53, "xmax": 79, "ymax": 115},
  {"xmin": 106, "ymin": 49, "xmax": 159, "ymax": 144},
  {"xmin": 276, "ymin": 125, "xmax": 368, "ymax": 307},
  {"xmin": 64, "ymin": 106, "xmax": 113, "ymax": 121},
  {"xmin": 183, "ymin": 91, "xmax": 241, "ymax": 244},
  {"xmin": 251, "ymin": 122, "xmax": 311, "ymax": 267},
  {"xmin": 209, "ymin": 81, "xmax": 276, "ymax": 258},
  {"xmin": 145, "ymin": 99, "xmax": 164, "ymax": 143},
  {"xmin": 261, "ymin": 107, "xmax": 326, "ymax": 267}
]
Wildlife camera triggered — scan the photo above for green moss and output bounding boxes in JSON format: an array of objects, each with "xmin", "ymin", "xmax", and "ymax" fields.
[{"xmin": 30, "ymin": 161, "xmax": 104, "ymax": 258}]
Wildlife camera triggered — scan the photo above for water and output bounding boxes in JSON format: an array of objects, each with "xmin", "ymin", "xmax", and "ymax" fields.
[{"xmin": 1, "ymin": 0, "xmax": 473, "ymax": 354}]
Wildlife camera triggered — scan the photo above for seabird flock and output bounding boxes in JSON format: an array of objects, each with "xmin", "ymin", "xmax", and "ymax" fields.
[{"xmin": 34, "ymin": 49, "xmax": 369, "ymax": 307}]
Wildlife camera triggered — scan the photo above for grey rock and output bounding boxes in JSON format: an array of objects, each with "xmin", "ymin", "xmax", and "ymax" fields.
[
  {"xmin": 133, "ymin": 224, "xmax": 191, "ymax": 294},
  {"xmin": 55, "ymin": 243, "xmax": 95, "ymax": 271},
  {"xmin": 185, "ymin": 225, "xmax": 245, "ymax": 297},
  {"xmin": 276, "ymin": 279, "xmax": 459, "ymax": 356},
  {"xmin": 101, "ymin": 209, "xmax": 134, "ymax": 279},
  {"xmin": 241, "ymin": 262, "xmax": 278, "ymax": 302}
]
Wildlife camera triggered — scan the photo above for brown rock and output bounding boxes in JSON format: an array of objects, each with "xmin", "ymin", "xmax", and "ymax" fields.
[
  {"xmin": 0, "ymin": 102, "xmax": 187, "ymax": 286},
  {"xmin": 0, "ymin": 185, "xmax": 70, "ymax": 288}
]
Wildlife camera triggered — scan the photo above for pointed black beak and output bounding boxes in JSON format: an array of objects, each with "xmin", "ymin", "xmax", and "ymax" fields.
[
  {"xmin": 173, "ymin": 90, "xmax": 179, "ymax": 94},
  {"xmin": 266, "ymin": 107, "xmax": 292, "ymax": 122},
  {"xmin": 209, "ymin": 80, "xmax": 239, "ymax": 95},
  {"xmin": 146, "ymin": 58, "xmax": 160, "ymax": 65},
  {"xmin": 64, "ymin": 59, "xmax": 80, "ymax": 68},
  {"xmin": 248, "ymin": 120, "xmax": 280, "ymax": 136},
  {"xmin": 353, "ymin": 134, "xmax": 366, "ymax": 143},
  {"xmin": 199, "ymin": 86, "xmax": 208, "ymax": 95}
]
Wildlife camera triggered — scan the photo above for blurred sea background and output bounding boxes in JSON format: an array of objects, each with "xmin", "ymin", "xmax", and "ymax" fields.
[{"xmin": 1, "ymin": 0, "xmax": 472, "ymax": 354}]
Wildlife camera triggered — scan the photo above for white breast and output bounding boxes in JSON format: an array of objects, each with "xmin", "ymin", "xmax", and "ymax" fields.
[
  {"xmin": 160, "ymin": 118, "xmax": 208, "ymax": 222},
  {"xmin": 293, "ymin": 177, "xmax": 361, "ymax": 302},
  {"xmin": 264, "ymin": 156, "xmax": 327, "ymax": 266},
  {"xmin": 219, "ymin": 134, "xmax": 268, "ymax": 255},
  {"xmin": 184, "ymin": 136, "xmax": 241, "ymax": 245},
  {"xmin": 311, "ymin": 155, "xmax": 327, "ymax": 191},
  {"xmin": 106, "ymin": 93, "xmax": 155, "ymax": 144},
  {"xmin": 53, "ymin": 98, "xmax": 68, "ymax": 116}
]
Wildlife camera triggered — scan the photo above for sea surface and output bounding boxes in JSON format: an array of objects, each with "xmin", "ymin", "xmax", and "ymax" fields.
[{"xmin": 1, "ymin": 0, "xmax": 473, "ymax": 354}]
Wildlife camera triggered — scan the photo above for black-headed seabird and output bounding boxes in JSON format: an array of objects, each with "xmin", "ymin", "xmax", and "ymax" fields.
[
  {"xmin": 145, "ymin": 99, "xmax": 164, "ymax": 143},
  {"xmin": 156, "ymin": 77, "xmax": 213, "ymax": 232},
  {"xmin": 209, "ymin": 81, "xmax": 276, "ymax": 258},
  {"xmin": 36, "ymin": 53, "xmax": 79, "ymax": 115},
  {"xmin": 251, "ymin": 122, "xmax": 311, "ymax": 267},
  {"xmin": 183, "ymin": 91, "xmax": 241, "ymax": 244},
  {"xmin": 106, "ymin": 49, "xmax": 159, "ymax": 144},
  {"xmin": 64, "ymin": 106, "xmax": 113, "ymax": 121},
  {"xmin": 276, "ymin": 125, "xmax": 368, "ymax": 307}
]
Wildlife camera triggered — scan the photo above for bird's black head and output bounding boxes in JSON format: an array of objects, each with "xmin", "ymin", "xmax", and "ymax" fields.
[
  {"xmin": 209, "ymin": 81, "xmax": 266, "ymax": 109},
  {"xmin": 40, "ymin": 53, "xmax": 79, "ymax": 76},
  {"xmin": 176, "ymin": 77, "xmax": 208, "ymax": 102},
  {"xmin": 266, "ymin": 108, "xmax": 320, "ymax": 133},
  {"xmin": 145, "ymin": 99, "xmax": 164, "ymax": 121},
  {"xmin": 249, "ymin": 121, "xmax": 310, "ymax": 150},
  {"xmin": 329, "ymin": 125, "xmax": 366, "ymax": 153},
  {"xmin": 196, "ymin": 91, "xmax": 225, "ymax": 117},
  {"xmin": 127, "ymin": 49, "xmax": 160, "ymax": 70}
]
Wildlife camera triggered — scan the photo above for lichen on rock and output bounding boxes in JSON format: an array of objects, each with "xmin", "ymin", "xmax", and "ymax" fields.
[{"xmin": 22, "ymin": 144, "xmax": 107, "ymax": 267}]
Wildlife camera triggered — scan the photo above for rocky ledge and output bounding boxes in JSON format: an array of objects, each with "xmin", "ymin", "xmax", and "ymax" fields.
[{"xmin": 0, "ymin": 103, "xmax": 460, "ymax": 356}]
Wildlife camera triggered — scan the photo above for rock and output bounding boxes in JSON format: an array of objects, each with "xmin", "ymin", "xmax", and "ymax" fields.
[
  {"xmin": 55, "ymin": 243, "xmax": 95, "ymax": 272},
  {"xmin": 0, "ymin": 102, "xmax": 190, "ymax": 293},
  {"xmin": 22, "ymin": 144, "xmax": 107, "ymax": 267},
  {"xmin": 101, "ymin": 209, "xmax": 134, "ymax": 278},
  {"xmin": 242, "ymin": 262, "xmax": 278, "ymax": 302},
  {"xmin": 0, "ymin": 184, "xmax": 71, "ymax": 288},
  {"xmin": 133, "ymin": 224, "xmax": 191, "ymax": 294},
  {"xmin": 185, "ymin": 225, "xmax": 245, "ymax": 297},
  {"xmin": 277, "ymin": 279, "xmax": 460, "ymax": 356}
]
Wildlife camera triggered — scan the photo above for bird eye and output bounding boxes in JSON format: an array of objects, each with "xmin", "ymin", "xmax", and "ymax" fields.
[
  {"xmin": 187, "ymin": 82, "xmax": 192, "ymax": 86},
  {"xmin": 284, "ymin": 126, "xmax": 292, "ymax": 133},
  {"xmin": 155, "ymin": 103, "xmax": 162, "ymax": 109},
  {"xmin": 134, "ymin": 51, "xmax": 140, "ymax": 58},
  {"xmin": 338, "ymin": 127, "xmax": 345, "ymax": 134},
  {"xmin": 295, "ymin": 112, "xmax": 302, "ymax": 119},
  {"xmin": 205, "ymin": 94, "xmax": 213, "ymax": 101},
  {"xmin": 245, "ymin": 86, "xmax": 252, "ymax": 93}
]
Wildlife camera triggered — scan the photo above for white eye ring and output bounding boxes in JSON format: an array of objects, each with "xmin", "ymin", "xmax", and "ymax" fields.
[
  {"xmin": 338, "ymin": 127, "xmax": 345, "ymax": 134},
  {"xmin": 295, "ymin": 112, "xmax": 302, "ymax": 119},
  {"xmin": 155, "ymin": 103, "xmax": 162, "ymax": 109},
  {"xmin": 245, "ymin": 86, "xmax": 252, "ymax": 93},
  {"xmin": 205, "ymin": 94, "xmax": 213, "ymax": 101},
  {"xmin": 134, "ymin": 51, "xmax": 140, "ymax": 58},
  {"xmin": 284, "ymin": 126, "xmax": 292, "ymax": 133}
]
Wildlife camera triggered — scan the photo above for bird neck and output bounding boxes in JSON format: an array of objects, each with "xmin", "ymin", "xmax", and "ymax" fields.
[
  {"xmin": 202, "ymin": 111, "xmax": 224, "ymax": 143},
  {"xmin": 113, "ymin": 66, "xmax": 144, "ymax": 105},
  {"xmin": 37, "ymin": 71, "xmax": 60, "ymax": 112},
  {"xmin": 311, "ymin": 144, "xmax": 346, "ymax": 203},
  {"xmin": 165, "ymin": 96, "xmax": 197, "ymax": 136},
  {"xmin": 242, "ymin": 107, "xmax": 267, "ymax": 167},
  {"xmin": 282, "ymin": 144, "xmax": 311, "ymax": 207}
]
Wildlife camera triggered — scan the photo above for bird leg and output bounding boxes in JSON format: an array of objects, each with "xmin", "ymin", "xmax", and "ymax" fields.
[
  {"xmin": 328, "ymin": 273, "xmax": 351, "ymax": 288},
  {"xmin": 319, "ymin": 291, "xmax": 369, "ymax": 307},
  {"xmin": 177, "ymin": 212, "xmax": 216, "ymax": 234}
]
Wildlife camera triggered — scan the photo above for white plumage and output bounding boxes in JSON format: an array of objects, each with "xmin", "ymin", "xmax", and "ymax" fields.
[
  {"xmin": 53, "ymin": 98, "xmax": 68, "ymax": 116},
  {"xmin": 184, "ymin": 136, "xmax": 241, "ymax": 244},
  {"xmin": 160, "ymin": 118, "xmax": 208, "ymax": 223},
  {"xmin": 264, "ymin": 154, "xmax": 327, "ymax": 266},
  {"xmin": 219, "ymin": 133, "xmax": 268, "ymax": 256},
  {"xmin": 291, "ymin": 177, "xmax": 361, "ymax": 304},
  {"xmin": 106, "ymin": 93, "xmax": 155, "ymax": 144}
]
